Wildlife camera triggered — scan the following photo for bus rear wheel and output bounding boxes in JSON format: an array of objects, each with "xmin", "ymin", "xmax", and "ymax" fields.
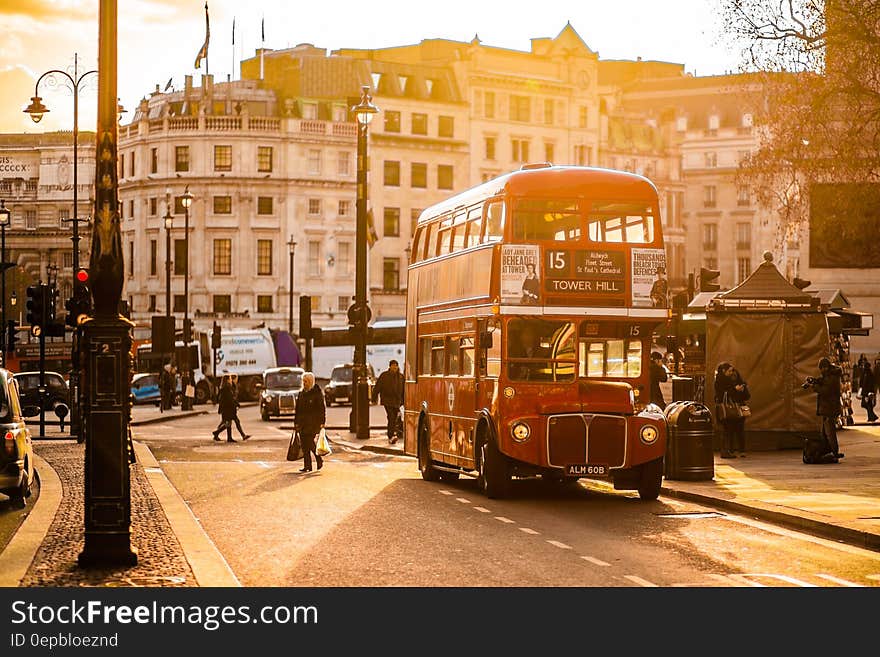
[
  {"xmin": 478, "ymin": 431, "xmax": 511, "ymax": 499},
  {"xmin": 637, "ymin": 457, "xmax": 664, "ymax": 501},
  {"xmin": 418, "ymin": 419, "xmax": 441, "ymax": 482}
]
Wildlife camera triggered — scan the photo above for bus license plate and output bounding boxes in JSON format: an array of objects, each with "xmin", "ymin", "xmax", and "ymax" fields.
[{"xmin": 565, "ymin": 464, "xmax": 607, "ymax": 477}]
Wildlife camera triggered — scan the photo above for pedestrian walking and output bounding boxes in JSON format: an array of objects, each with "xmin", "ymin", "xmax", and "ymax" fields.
[
  {"xmin": 159, "ymin": 362, "xmax": 174, "ymax": 412},
  {"xmin": 372, "ymin": 359, "xmax": 405, "ymax": 443},
  {"xmin": 649, "ymin": 351, "xmax": 668, "ymax": 408},
  {"xmin": 805, "ymin": 357, "xmax": 844, "ymax": 462},
  {"xmin": 858, "ymin": 361, "xmax": 878, "ymax": 423},
  {"xmin": 294, "ymin": 372, "xmax": 326, "ymax": 472},
  {"xmin": 714, "ymin": 362, "xmax": 750, "ymax": 458},
  {"xmin": 212, "ymin": 376, "xmax": 251, "ymax": 442}
]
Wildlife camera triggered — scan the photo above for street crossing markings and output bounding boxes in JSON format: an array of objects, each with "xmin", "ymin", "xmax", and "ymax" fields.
[
  {"xmin": 580, "ymin": 556, "xmax": 611, "ymax": 567},
  {"xmin": 473, "ymin": 506, "xmax": 491, "ymax": 513},
  {"xmin": 727, "ymin": 574, "xmax": 816, "ymax": 587},
  {"xmin": 456, "ymin": 497, "xmax": 471, "ymax": 504},
  {"xmin": 815, "ymin": 574, "xmax": 863, "ymax": 587},
  {"xmin": 867, "ymin": 574, "xmax": 880, "ymax": 581},
  {"xmin": 705, "ymin": 574, "xmax": 748, "ymax": 587},
  {"xmin": 439, "ymin": 490, "xmax": 453, "ymax": 496},
  {"xmin": 519, "ymin": 527, "xmax": 540, "ymax": 535},
  {"xmin": 624, "ymin": 575, "xmax": 658, "ymax": 587},
  {"xmin": 547, "ymin": 540, "xmax": 572, "ymax": 550},
  {"xmin": 495, "ymin": 516, "xmax": 515, "ymax": 524}
]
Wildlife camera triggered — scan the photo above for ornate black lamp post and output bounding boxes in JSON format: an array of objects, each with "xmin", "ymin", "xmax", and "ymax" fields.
[
  {"xmin": 349, "ymin": 86, "xmax": 378, "ymax": 439},
  {"xmin": 180, "ymin": 186, "xmax": 194, "ymax": 411},
  {"xmin": 0, "ymin": 201, "xmax": 11, "ymax": 365},
  {"xmin": 164, "ymin": 200, "xmax": 173, "ymax": 319},
  {"xmin": 287, "ymin": 236, "xmax": 297, "ymax": 335}
]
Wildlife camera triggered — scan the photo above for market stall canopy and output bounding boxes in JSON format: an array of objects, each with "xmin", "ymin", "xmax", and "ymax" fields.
[{"xmin": 708, "ymin": 252, "xmax": 819, "ymax": 311}]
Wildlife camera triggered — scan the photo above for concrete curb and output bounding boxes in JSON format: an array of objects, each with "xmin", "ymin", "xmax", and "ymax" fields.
[
  {"xmin": 131, "ymin": 410, "xmax": 208, "ymax": 426},
  {"xmin": 660, "ymin": 485, "xmax": 880, "ymax": 553},
  {"xmin": 328, "ymin": 436, "xmax": 408, "ymax": 457},
  {"xmin": 133, "ymin": 441, "xmax": 241, "ymax": 587},
  {"xmin": 0, "ymin": 454, "xmax": 63, "ymax": 587}
]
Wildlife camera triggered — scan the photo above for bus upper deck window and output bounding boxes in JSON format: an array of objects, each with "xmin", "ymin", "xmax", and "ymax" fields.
[
  {"xmin": 588, "ymin": 202, "xmax": 655, "ymax": 244},
  {"xmin": 425, "ymin": 223, "xmax": 438, "ymax": 259},
  {"xmin": 485, "ymin": 201, "xmax": 504, "ymax": 242},
  {"xmin": 411, "ymin": 227, "xmax": 423, "ymax": 263},
  {"xmin": 466, "ymin": 206, "xmax": 483, "ymax": 247},
  {"xmin": 512, "ymin": 199, "xmax": 580, "ymax": 242}
]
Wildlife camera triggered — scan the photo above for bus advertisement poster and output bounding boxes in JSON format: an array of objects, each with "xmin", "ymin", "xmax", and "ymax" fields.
[
  {"xmin": 501, "ymin": 244, "xmax": 540, "ymax": 305},
  {"xmin": 631, "ymin": 248, "xmax": 667, "ymax": 308}
]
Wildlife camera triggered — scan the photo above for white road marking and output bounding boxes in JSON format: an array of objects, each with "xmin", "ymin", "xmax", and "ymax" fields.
[
  {"xmin": 519, "ymin": 527, "xmax": 540, "ymax": 535},
  {"xmin": 580, "ymin": 556, "xmax": 611, "ymax": 567},
  {"xmin": 815, "ymin": 574, "xmax": 863, "ymax": 587},
  {"xmin": 456, "ymin": 497, "xmax": 471, "ymax": 504},
  {"xmin": 255, "ymin": 462, "xmax": 271, "ymax": 469},
  {"xmin": 495, "ymin": 516, "xmax": 515, "ymax": 524},
  {"xmin": 727, "ymin": 574, "xmax": 816, "ymax": 587},
  {"xmin": 473, "ymin": 507, "xmax": 491, "ymax": 513},
  {"xmin": 867, "ymin": 574, "xmax": 880, "ymax": 581},
  {"xmin": 706, "ymin": 574, "xmax": 749, "ymax": 587},
  {"xmin": 439, "ymin": 490, "xmax": 453, "ymax": 496},
  {"xmin": 624, "ymin": 575, "xmax": 658, "ymax": 587},
  {"xmin": 547, "ymin": 540, "xmax": 572, "ymax": 550}
]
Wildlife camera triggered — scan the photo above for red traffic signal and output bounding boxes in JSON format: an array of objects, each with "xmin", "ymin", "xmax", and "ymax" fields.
[{"xmin": 75, "ymin": 268, "xmax": 89, "ymax": 284}]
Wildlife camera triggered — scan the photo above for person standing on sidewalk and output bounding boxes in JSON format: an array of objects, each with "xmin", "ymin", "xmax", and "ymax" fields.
[
  {"xmin": 294, "ymin": 372, "xmax": 325, "ymax": 472},
  {"xmin": 372, "ymin": 359, "xmax": 405, "ymax": 444},
  {"xmin": 714, "ymin": 362, "xmax": 750, "ymax": 458},
  {"xmin": 649, "ymin": 351, "xmax": 668, "ymax": 408},
  {"xmin": 858, "ymin": 361, "xmax": 878, "ymax": 423},
  {"xmin": 807, "ymin": 357, "xmax": 844, "ymax": 462}
]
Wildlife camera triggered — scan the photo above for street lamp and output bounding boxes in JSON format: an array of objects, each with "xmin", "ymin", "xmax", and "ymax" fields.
[
  {"xmin": 0, "ymin": 200, "xmax": 11, "ymax": 365},
  {"xmin": 287, "ymin": 236, "xmax": 297, "ymax": 335},
  {"xmin": 25, "ymin": 53, "xmax": 97, "ymax": 438},
  {"xmin": 164, "ymin": 199, "xmax": 173, "ymax": 319},
  {"xmin": 350, "ymin": 86, "xmax": 379, "ymax": 439},
  {"xmin": 180, "ymin": 186, "xmax": 194, "ymax": 411}
]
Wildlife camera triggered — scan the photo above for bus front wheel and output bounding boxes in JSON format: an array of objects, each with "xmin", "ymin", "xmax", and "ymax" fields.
[
  {"xmin": 637, "ymin": 457, "xmax": 664, "ymax": 501},
  {"xmin": 418, "ymin": 419, "xmax": 441, "ymax": 482},
  {"xmin": 478, "ymin": 430, "xmax": 511, "ymax": 499}
]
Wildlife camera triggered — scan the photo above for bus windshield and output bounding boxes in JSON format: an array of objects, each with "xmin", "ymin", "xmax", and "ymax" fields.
[{"xmin": 506, "ymin": 318, "xmax": 576, "ymax": 382}]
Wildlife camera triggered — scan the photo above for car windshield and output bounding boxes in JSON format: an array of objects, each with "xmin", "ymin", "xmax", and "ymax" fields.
[
  {"xmin": 266, "ymin": 371, "xmax": 302, "ymax": 390},
  {"xmin": 330, "ymin": 367, "xmax": 353, "ymax": 382}
]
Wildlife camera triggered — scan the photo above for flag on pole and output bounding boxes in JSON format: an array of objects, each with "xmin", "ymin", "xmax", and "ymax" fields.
[
  {"xmin": 232, "ymin": 17, "xmax": 235, "ymax": 45},
  {"xmin": 261, "ymin": 16, "xmax": 265, "ymax": 43},
  {"xmin": 366, "ymin": 209, "xmax": 378, "ymax": 248},
  {"xmin": 194, "ymin": 2, "xmax": 210, "ymax": 70}
]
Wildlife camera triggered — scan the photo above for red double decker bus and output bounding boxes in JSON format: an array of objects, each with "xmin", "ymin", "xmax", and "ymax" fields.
[{"xmin": 403, "ymin": 165, "xmax": 670, "ymax": 499}]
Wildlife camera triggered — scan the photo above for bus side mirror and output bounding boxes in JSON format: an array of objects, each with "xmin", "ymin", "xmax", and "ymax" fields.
[{"xmin": 480, "ymin": 331, "xmax": 493, "ymax": 349}]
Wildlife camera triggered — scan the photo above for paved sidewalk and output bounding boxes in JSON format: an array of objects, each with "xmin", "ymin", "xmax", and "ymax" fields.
[{"xmin": 330, "ymin": 421, "xmax": 880, "ymax": 552}]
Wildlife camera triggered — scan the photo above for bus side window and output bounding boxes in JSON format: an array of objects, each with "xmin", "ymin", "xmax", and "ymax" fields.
[
  {"xmin": 479, "ymin": 323, "xmax": 501, "ymax": 377},
  {"xmin": 447, "ymin": 336, "xmax": 460, "ymax": 375},
  {"xmin": 460, "ymin": 337, "xmax": 475, "ymax": 376},
  {"xmin": 411, "ymin": 227, "xmax": 423, "ymax": 263},
  {"xmin": 420, "ymin": 338, "xmax": 432, "ymax": 376},
  {"xmin": 430, "ymin": 338, "xmax": 445, "ymax": 375},
  {"xmin": 439, "ymin": 228, "xmax": 453, "ymax": 255},
  {"xmin": 425, "ymin": 222, "xmax": 438, "ymax": 259},
  {"xmin": 466, "ymin": 206, "xmax": 483, "ymax": 248},
  {"xmin": 485, "ymin": 200, "xmax": 504, "ymax": 242}
]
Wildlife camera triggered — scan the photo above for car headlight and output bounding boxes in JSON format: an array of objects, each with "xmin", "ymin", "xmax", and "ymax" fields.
[
  {"xmin": 639, "ymin": 424, "xmax": 659, "ymax": 445},
  {"xmin": 263, "ymin": 393, "xmax": 274, "ymax": 402},
  {"xmin": 511, "ymin": 421, "xmax": 531, "ymax": 442}
]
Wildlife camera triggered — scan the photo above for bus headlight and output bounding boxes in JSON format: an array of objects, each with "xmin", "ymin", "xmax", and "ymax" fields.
[
  {"xmin": 639, "ymin": 424, "xmax": 659, "ymax": 445},
  {"xmin": 511, "ymin": 421, "xmax": 531, "ymax": 442}
]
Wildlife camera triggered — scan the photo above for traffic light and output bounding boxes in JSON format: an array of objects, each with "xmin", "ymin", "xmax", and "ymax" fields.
[
  {"xmin": 699, "ymin": 267, "xmax": 721, "ymax": 292},
  {"xmin": 211, "ymin": 321, "xmax": 222, "ymax": 350},
  {"xmin": 300, "ymin": 295, "xmax": 312, "ymax": 338},
  {"xmin": 5, "ymin": 321, "xmax": 17, "ymax": 354},
  {"xmin": 183, "ymin": 317, "xmax": 193, "ymax": 343},
  {"xmin": 65, "ymin": 284, "xmax": 92, "ymax": 328},
  {"xmin": 48, "ymin": 285, "xmax": 59, "ymax": 320},
  {"xmin": 26, "ymin": 284, "xmax": 46, "ymax": 327}
]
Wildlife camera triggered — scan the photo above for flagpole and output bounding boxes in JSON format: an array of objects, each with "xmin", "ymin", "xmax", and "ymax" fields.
[
  {"xmin": 231, "ymin": 17, "xmax": 235, "ymax": 81},
  {"xmin": 260, "ymin": 16, "xmax": 265, "ymax": 80}
]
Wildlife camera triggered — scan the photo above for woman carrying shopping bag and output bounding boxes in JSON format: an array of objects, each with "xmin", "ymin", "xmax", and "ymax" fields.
[
  {"xmin": 293, "ymin": 371, "xmax": 326, "ymax": 472},
  {"xmin": 714, "ymin": 362, "xmax": 751, "ymax": 458}
]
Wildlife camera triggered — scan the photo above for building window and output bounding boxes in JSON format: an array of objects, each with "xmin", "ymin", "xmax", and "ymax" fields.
[
  {"xmin": 119, "ymin": 153, "xmax": 124, "ymax": 179},
  {"xmin": 703, "ymin": 185, "xmax": 717, "ymax": 208},
  {"xmin": 62, "ymin": 252, "xmax": 74, "ymax": 268},
  {"xmin": 579, "ymin": 106, "xmax": 588, "ymax": 129},
  {"xmin": 128, "ymin": 199, "xmax": 135, "ymax": 220},
  {"xmin": 438, "ymin": 115, "xmax": 454, "ymax": 138},
  {"xmin": 338, "ymin": 200, "xmax": 351, "ymax": 217},
  {"xmin": 213, "ymin": 239, "xmax": 232, "ymax": 275},
  {"xmin": 150, "ymin": 240, "xmax": 157, "ymax": 277},
  {"xmin": 148, "ymin": 295, "xmax": 157, "ymax": 313},
  {"xmin": 25, "ymin": 210, "xmax": 37, "ymax": 230},
  {"xmin": 337, "ymin": 296, "xmax": 349, "ymax": 313},
  {"xmin": 213, "ymin": 295, "xmax": 232, "ymax": 313},
  {"xmin": 384, "ymin": 160, "xmax": 400, "ymax": 187},
  {"xmin": 737, "ymin": 257, "xmax": 752, "ymax": 283},
  {"xmin": 129, "ymin": 151, "xmax": 135, "ymax": 177},
  {"xmin": 308, "ymin": 198, "xmax": 321, "ymax": 216},
  {"xmin": 485, "ymin": 136, "xmax": 496, "ymax": 160},
  {"xmin": 737, "ymin": 185, "xmax": 751, "ymax": 206},
  {"xmin": 337, "ymin": 151, "xmax": 350, "ymax": 176},
  {"xmin": 412, "ymin": 113, "xmax": 428, "ymax": 135},
  {"xmin": 509, "ymin": 95, "xmax": 531, "ymax": 122},
  {"xmin": 338, "ymin": 241, "xmax": 351, "ymax": 274},
  {"xmin": 308, "ymin": 240, "xmax": 321, "ymax": 276},
  {"xmin": 307, "ymin": 149, "xmax": 321, "ymax": 174},
  {"xmin": 574, "ymin": 145, "xmax": 589, "ymax": 166},
  {"xmin": 511, "ymin": 139, "xmax": 529, "ymax": 162},
  {"xmin": 702, "ymin": 224, "xmax": 718, "ymax": 251},
  {"xmin": 213, "ymin": 196, "xmax": 232, "ymax": 214},
  {"xmin": 544, "ymin": 142, "xmax": 555, "ymax": 163},
  {"xmin": 257, "ymin": 197, "xmax": 273, "ymax": 215},
  {"xmin": 174, "ymin": 239, "xmax": 187, "ymax": 275},
  {"xmin": 257, "ymin": 146, "xmax": 273, "ymax": 173},
  {"xmin": 383, "ymin": 258, "xmax": 400, "ymax": 291},
  {"xmin": 708, "ymin": 114, "xmax": 720, "ymax": 134},
  {"xmin": 544, "ymin": 99, "xmax": 555, "ymax": 125},
  {"xmin": 384, "ymin": 207, "xmax": 400, "ymax": 237},
  {"xmin": 302, "ymin": 102, "xmax": 318, "ymax": 120},
  {"xmin": 411, "ymin": 162, "xmax": 427, "ymax": 188},
  {"xmin": 705, "ymin": 152, "xmax": 717, "ymax": 168},
  {"xmin": 257, "ymin": 240, "xmax": 273, "ymax": 275},
  {"xmin": 676, "ymin": 116, "xmax": 688, "ymax": 132},
  {"xmin": 129, "ymin": 241, "xmax": 134, "ymax": 277},
  {"xmin": 310, "ymin": 296, "xmax": 321, "ymax": 312},
  {"xmin": 175, "ymin": 145, "xmax": 189, "ymax": 172},
  {"xmin": 150, "ymin": 197, "xmax": 158, "ymax": 216},
  {"xmin": 736, "ymin": 223, "xmax": 752, "ymax": 250},
  {"xmin": 384, "ymin": 110, "xmax": 400, "ymax": 133},
  {"xmin": 214, "ymin": 145, "xmax": 232, "ymax": 171},
  {"xmin": 484, "ymin": 91, "xmax": 495, "ymax": 118},
  {"xmin": 437, "ymin": 165, "xmax": 454, "ymax": 190},
  {"xmin": 150, "ymin": 147, "xmax": 158, "ymax": 174},
  {"xmin": 173, "ymin": 294, "xmax": 186, "ymax": 313},
  {"xmin": 257, "ymin": 295, "xmax": 274, "ymax": 313}
]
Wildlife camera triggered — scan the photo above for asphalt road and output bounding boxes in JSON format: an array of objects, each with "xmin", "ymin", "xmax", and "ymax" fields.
[{"xmin": 136, "ymin": 404, "xmax": 880, "ymax": 587}]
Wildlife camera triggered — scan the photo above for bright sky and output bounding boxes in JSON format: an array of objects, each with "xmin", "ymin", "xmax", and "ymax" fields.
[{"xmin": 0, "ymin": 0, "xmax": 734, "ymax": 133}]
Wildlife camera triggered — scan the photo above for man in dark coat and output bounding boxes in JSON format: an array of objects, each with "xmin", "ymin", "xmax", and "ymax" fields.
[
  {"xmin": 294, "ymin": 372, "xmax": 326, "ymax": 472},
  {"xmin": 858, "ymin": 362, "xmax": 878, "ymax": 422},
  {"xmin": 372, "ymin": 359, "xmax": 405, "ymax": 443},
  {"xmin": 649, "ymin": 351, "xmax": 668, "ymax": 408},
  {"xmin": 212, "ymin": 376, "xmax": 250, "ymax": 442},
  {"xmin": 807, "ymin": 357, "xmax": 843, "ymax": 461}
]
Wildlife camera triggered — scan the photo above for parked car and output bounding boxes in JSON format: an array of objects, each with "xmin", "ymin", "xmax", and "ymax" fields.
[
  {"xmin": 260, "ymin": 366, "xmax": 305, "ymax": 421},
  {"xmin": 324, "ymin": 363, "xmax": 376, "ymax": 406},
  {"xmin": 130, "ymin": 372, "xmax": 182, "ymax": 406},
  {"xmin": 1, "ymin": 368, "xmax": 35, "ymax": 508},
  {"xmin": 13, "ymin": 371, "xmax": 70, "ymax": 428}
]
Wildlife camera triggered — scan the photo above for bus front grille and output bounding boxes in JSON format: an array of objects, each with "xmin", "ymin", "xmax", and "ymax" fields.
[
  {"xmin": 547, "ymin": 414, "xmax": 626, "ymax": 468},
  {"xmin": 548, "ymin": 416, "xmax": 587, "ymax": 465}
]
